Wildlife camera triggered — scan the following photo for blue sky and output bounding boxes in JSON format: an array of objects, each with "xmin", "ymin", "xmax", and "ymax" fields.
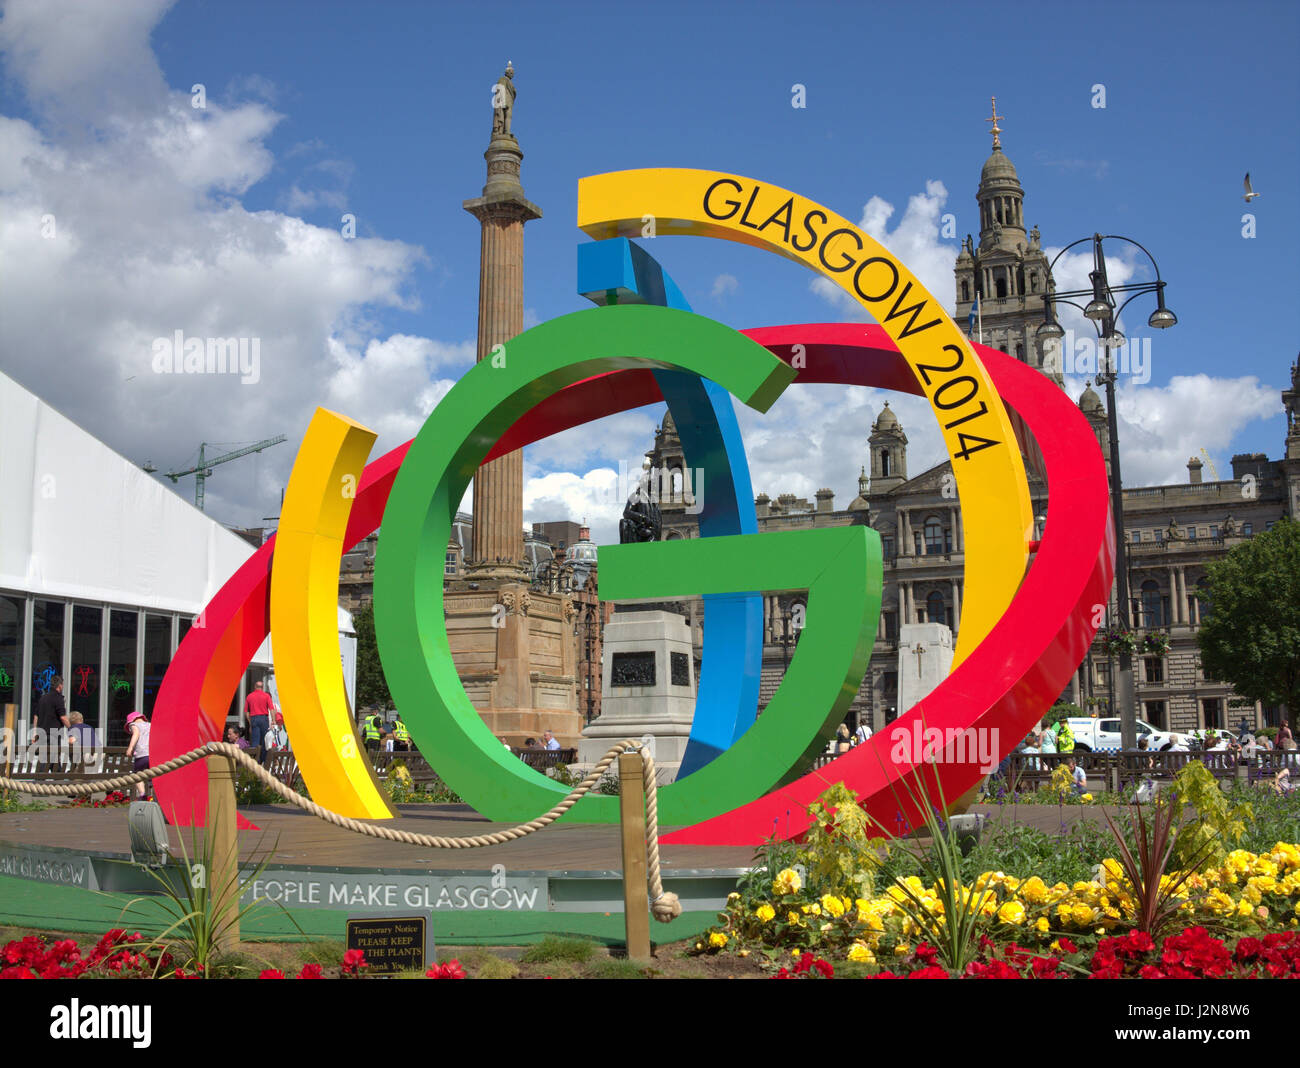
[{"xmin": 1, "ymin": 0, "xmax": 1296, "ymax": 539}]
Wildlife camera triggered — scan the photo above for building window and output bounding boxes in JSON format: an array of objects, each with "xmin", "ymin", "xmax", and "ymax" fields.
[
  {"xmin": 1145, "ymin": 700, "xmax": 1166, "ymax": 729},
  {"xmin": 31, "ymin": 600, "xmax": 64, "ymax": 701},
  {"xmin": 107, "ymin": 609, "xmax": 138, "ymax": 746},
  {"xmin": 1187, "ymin": 527, "xmax": 1198, "ymax": 541},
  {"xmin": 1210, "ymin": 525, "xmax": 1219, "ymax": 539},
  {"xmin": 883, "ymin": 612, "xmax": 898, "ymax": 641},
  {"xmin": 1267, "ymin": 521, "xmax": 1276, "ymax": 532},
  {"xmin": 924, "ymin": 517, "xmax": 944, "ymax": 554},
  {"xmin": 882, "ymin": 671, "xmax": 898, "ymax": 695},
  {"xmin": 1202, "ymin": 698, "xmax": 1223, "ymax": 730},
  {"xmin": 926, "ymin": 592, "xmax": 947, "ymax": 628},
  {"xmin": 880, "ymin": 450, "xmax": 891, "ymax": 478},
  {"xmin": 70, "ymin": 605, "xmax": 103, "ymax": 731},
  {"xmin": 142, "ymin": 614, "xmax": 171, "ymax": 717},
  {"xmin": 995, "ymin": 276, "xmax": 1007, "ymax": 299},
  {"xmin": 1144, "ymin": 656, "xmax": 1164, "ymax": 683},
  {"xmin": 1243, "ymin": 522, "xmax": 1253, "ymax": 535},
  {"xmin": 1264, "ymin": 705, "xmax": 1282, "ymax": 729},
  {"xmin": 444, "ymin": 551, "xmax": 457, "ymax": 576},
  {"xmin": 1140, "ymin": 580, "xmax": 1167, "ymax": 628},
  {"xmin": 881, "ymin": 535, "xmax": 895, "ymax": 560},
  {"xmin": 0, "ymin": 594, "xmax": 21, "ymax": 713},
  {"xmin": 1131, "ymin": 531, "xmax": 1142, "ymax": 544},
  {"xmin": 961, "ymin": 280, "xmax": 970, "ymax": 303},
  {"xmin": 1096, "ymin": 659, "xmax": 1111, "ymax": 686}
]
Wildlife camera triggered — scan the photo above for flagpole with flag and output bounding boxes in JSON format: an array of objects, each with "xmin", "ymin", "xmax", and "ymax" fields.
[{"xmin": 968, "ymin": 293, "xmax": 982, "ymax": 344}]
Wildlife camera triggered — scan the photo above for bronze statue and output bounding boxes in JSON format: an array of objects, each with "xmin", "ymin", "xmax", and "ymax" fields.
[{"xmin": 619, "ymin": 494, "xmax": 662, "ymax": 544}]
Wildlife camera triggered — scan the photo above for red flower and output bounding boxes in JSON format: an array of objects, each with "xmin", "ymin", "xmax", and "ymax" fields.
[
  {"xmin": 908, "ymin": 966, "xmax": 950, "ymax": 979},
  {"xmin": 298, "ymin": 963, "xmax": 323, "ymax": 979},
  {"xmin": 425, "ymin": 959, "xmax": 468, "ymax": 979},
  {"xmin": 1030, "ymin": 956, "xmax": 1060, "ymax": 978},
  {"xmin": 341, "ymin": 948, "xmax": 368, "ymax": 976},
  {"xmin": 1055, "ymin": 937, "xmax": 1078, "ymax": 955},
  {"xmin": 915, "ymin": 943, "xmax": 939, "ymax": 966},
  {"xmin": 259, "ymin": 969, "xmax": 286, "ymax": 979}
]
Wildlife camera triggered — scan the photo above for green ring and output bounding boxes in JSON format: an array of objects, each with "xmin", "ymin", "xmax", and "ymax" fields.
[{"xmin": 374, "ymin": 304, "xmax": 882, "ymax": 823}]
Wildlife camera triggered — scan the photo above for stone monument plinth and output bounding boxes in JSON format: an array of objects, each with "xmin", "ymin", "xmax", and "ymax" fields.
[
  {"xmin": 579, "ymin": 610, "xmax": 696, "ymax": 782},
  {"xmin": 897, "ymin": 622, "xmax": 954, "ymax": 716}
]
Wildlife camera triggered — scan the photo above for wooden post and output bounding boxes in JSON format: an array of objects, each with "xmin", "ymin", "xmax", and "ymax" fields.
[
  {"xmin": 2, "ymin": 705, "xmax": 15, "ymax": 804},
  {"xmin": 206, "ymin": 753, "xmax": 240, "ymax": 951},
  {"xmin": 618, "ymin": 750, "xmax": 651, "ymax": 961}
]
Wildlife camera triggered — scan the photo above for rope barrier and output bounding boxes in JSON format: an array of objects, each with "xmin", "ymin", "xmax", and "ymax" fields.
[{"xmin": 0, "ymin": 739, "xmax": 682, "ymax": 923}]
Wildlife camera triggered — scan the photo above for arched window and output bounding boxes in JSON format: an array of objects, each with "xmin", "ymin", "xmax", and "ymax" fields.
[
  {"xmin": 1140, "ymin": 580, "xmax": 1167, "ymax": 628},
  {"xmin": 1015, "ymin": 343, "xmax": 1024, "ymax": 361},
  {"xmin": 995, "ymin": 274, "xmax": 1007, "ymax": 299},
  {"xmin": 926, "ymin": 591, "xmax": 947, "ymax": 628},
  {"xmin": 1030, "ymin": 272, "xmax": 1038, "ymax": 293},
  {"xmin": 924, "ymin": 516, "xmax": 944, "ymax": 554},
  {"xmin": 880, "ymin": 450, "xmax": 892, "ymax": 477},
  {"xmin": 961, "ymin": 280, "xmax": 970, "ymax": 303}
]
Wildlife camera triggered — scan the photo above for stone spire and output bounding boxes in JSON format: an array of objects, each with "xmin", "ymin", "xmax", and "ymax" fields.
[{"xmin": 464, "ymin": 63, "xmax": 542, "ymax": 579}]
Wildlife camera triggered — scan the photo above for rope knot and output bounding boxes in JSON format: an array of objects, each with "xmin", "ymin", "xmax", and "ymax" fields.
[{"xmin": 651, "ymin": 891, "xmax": 682, "ymax": 923}]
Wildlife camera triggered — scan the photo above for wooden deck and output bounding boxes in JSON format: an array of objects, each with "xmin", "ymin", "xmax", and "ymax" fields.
[{"xmin": 0, "ymin": 803, "xmax": 758, "ymax": 873}]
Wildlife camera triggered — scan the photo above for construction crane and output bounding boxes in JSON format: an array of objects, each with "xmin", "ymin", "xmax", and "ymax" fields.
[
  {"xmin": 1199, "ymin": 447, "xmax": 1219, "ymax": 482},
  {"xmin": 164, "ymin": 437, "xmax": 287, "ymax": 512}
]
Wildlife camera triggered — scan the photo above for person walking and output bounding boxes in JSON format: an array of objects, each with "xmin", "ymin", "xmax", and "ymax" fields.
[
  {"xmin": 124, "ymin": 711, "xmax": 152, "ymax": 801},
  {"xmin": 34, "ymin": 677, "xmax": 69, "ymax": 752},
  {"xmin": 243, "ymin": 680, "xmax": 278, "ymax": 762}
]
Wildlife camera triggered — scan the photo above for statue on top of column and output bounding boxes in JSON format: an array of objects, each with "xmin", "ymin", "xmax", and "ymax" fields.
[{"xmin": 492, "ymin": 62, "xmax": 516, "ymax": 139}]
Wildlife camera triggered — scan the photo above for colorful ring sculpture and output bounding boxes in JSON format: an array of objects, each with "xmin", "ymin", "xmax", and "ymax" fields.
[{"xmin": 151, "ymin": 168, "xmax": 1114, "ymax": 846}]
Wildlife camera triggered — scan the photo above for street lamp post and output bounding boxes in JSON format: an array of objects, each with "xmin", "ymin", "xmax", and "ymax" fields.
[{"xmin": 1036, "ymin": 233, "xmax": 1177, "ymax": 750}]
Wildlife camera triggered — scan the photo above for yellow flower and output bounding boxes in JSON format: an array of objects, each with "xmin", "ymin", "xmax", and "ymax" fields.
[
  {"xmin": 1070, "ymin": 903, "xmax": 1096, "ymax": 927},
  {"xmin": 1021, "ymin": 876, "xmax": 1049, "ymax": 905},
  {"xmin": 1036, "ymin": 917, "xmax": 1050, "ymax": 934},
  {"xmin": 997, "ymin": 901, "xmax": 1026, "ymax": 926},
  {"xmin": 893, "ymin": 942, "xmax": 910, "ymax": 956},
  {"xmin": 801, "ymin": 903, "xmax": 822, "ymax": 916},
  {"xmin": 1081, "ymin": 793, "xmax": 1093, "ymax": 803},
  {"xmin": 755, "ymin": 904, "xmax": 776, "ymax": 923},
  {"xmin": 847, "ymin": 941, "xmax": 875, "ymax": 964},
  {"xmin": 772, "ymin": 868, "xmax": 802, "ymax": 896},
  {"xmin": 821, "ymin": 894, "xmax": 846, "ymax": 918},
  {"xmin": 727, "ymin": 892, "xmax": 741, "ymax": 902},
  {"xmin": 791, "ymin": 948, "xmax": 801, "ymax": 958},
  {"xmin": 738, "ymin": 949, "xmax": 750, "ymax": 958},
  {"xmin": 708, "ymin": 932, "xmax": 728, "ymax": 948}
]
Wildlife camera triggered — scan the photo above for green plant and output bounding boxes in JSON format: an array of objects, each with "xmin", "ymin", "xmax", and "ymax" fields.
[
  {"xmin": 475, "ymin": 954, "xmax": 520, "ymax": 979},
  {"xmin": 595, "ymin": 771, "xmax": 621, "ymax": 796},
  {"xmin": 120, "ymin": 823, "xmax": 298, "ymax": 976},
  {"xmin": 802, "ymin": 782, "xmax": 879, "ymax": 899},
  {"xmin": 585, "ymin": 957, "xmax": 646, "ymax": 979},
  {"xmin": 519, "ymin": 936, "xmax": 598, "ymax": 965},
  {"xmin": 296, "ymin": 940, "xmax": 347, "ymax": 968},
  {"xmin": 1098, "ymin": 794, "xmax": 1219, "ymax": 940},
  {"xmin": 1170, "ymin": 760, "xmax": 1251, "ymax": 869},
  {"xmin": 548, "ymin": 763, "xmax": 581, "ymax": 788},
  {"xmin": 869, "ymin": 762, "xmax": 995, "ymax": 975},
  {"xmin": 234, "ymin": 767, "xmax": 283, "ymax": 806}
]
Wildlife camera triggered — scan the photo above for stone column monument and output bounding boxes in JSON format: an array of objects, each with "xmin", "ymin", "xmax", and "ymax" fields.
[
  {"xmin": 463, "ymin": 62, "xmax": 541, "ymax": 583},
  {"xmin": 443, "ymin": 65, "xmax": 582, "ymax": 749}
]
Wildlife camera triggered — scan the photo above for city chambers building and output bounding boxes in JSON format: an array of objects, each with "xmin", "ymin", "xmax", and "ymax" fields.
[{"xmin": 643, "ymin": 129, "xmax": 1300, "ymax": 737}]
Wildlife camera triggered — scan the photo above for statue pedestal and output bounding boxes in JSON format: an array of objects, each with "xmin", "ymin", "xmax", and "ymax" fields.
[
  {"xmin": 579, "ymin": 610, "xmax": 696, "ymax": 783},
  {"xmin": 443, "ymin": 583, "xmax": 582, "ymax": 748},
  {"xmin": 897, "ymin": 623, "xmax": 954, "ymax": 716}
]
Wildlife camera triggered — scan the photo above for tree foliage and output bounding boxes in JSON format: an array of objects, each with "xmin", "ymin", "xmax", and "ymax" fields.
[
  {"xmin": 351, "ymin": 602, "xmax": 392, "ymax": 711},
  {"xmin": 1197, "ymin": 518, "xmax": 1300, "ymax": 727}
]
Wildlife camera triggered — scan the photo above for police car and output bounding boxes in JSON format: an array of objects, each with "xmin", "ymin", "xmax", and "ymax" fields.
[{"xmin": 1064, "ymin": 716, "xmax": 1189, "ymax": 752}]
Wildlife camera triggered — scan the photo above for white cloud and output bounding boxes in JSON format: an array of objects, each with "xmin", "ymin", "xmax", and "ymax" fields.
[
  {"xmin": 810, "ymin": 179, "xmax": 959, "ymax": 320},
  {"xmin": 524, "ymin": 469, "xmax": 622, "ymax": 545},
  {"xmin": 710, "ymin": 273, "xmax": 739, "ymax": 300},
  {"xmin": 1063, "ymin": 372, "xmax": 1281, "ymax": 487},
  {"xmin": 0, "ymin": 1, "xmax": 452, "ymax": 526}
]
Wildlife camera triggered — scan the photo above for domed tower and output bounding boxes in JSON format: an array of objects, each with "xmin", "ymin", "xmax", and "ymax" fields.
[
  {"xmin": 869, "ymin": 402, "xmax": 908, "ymax": 493},
  {"xmin": 1078, "ymin": 380, "xmax": 1110, "ymax": 474},
  {"xmin": 953, "ymin": 97, "xmax": 1060, "ymax": 386}
]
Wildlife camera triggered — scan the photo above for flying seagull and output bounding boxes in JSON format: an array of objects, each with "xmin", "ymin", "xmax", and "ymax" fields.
[{"xmin": 1243, "ymin": 173, "xmax": 1262, "ymax": 202}]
